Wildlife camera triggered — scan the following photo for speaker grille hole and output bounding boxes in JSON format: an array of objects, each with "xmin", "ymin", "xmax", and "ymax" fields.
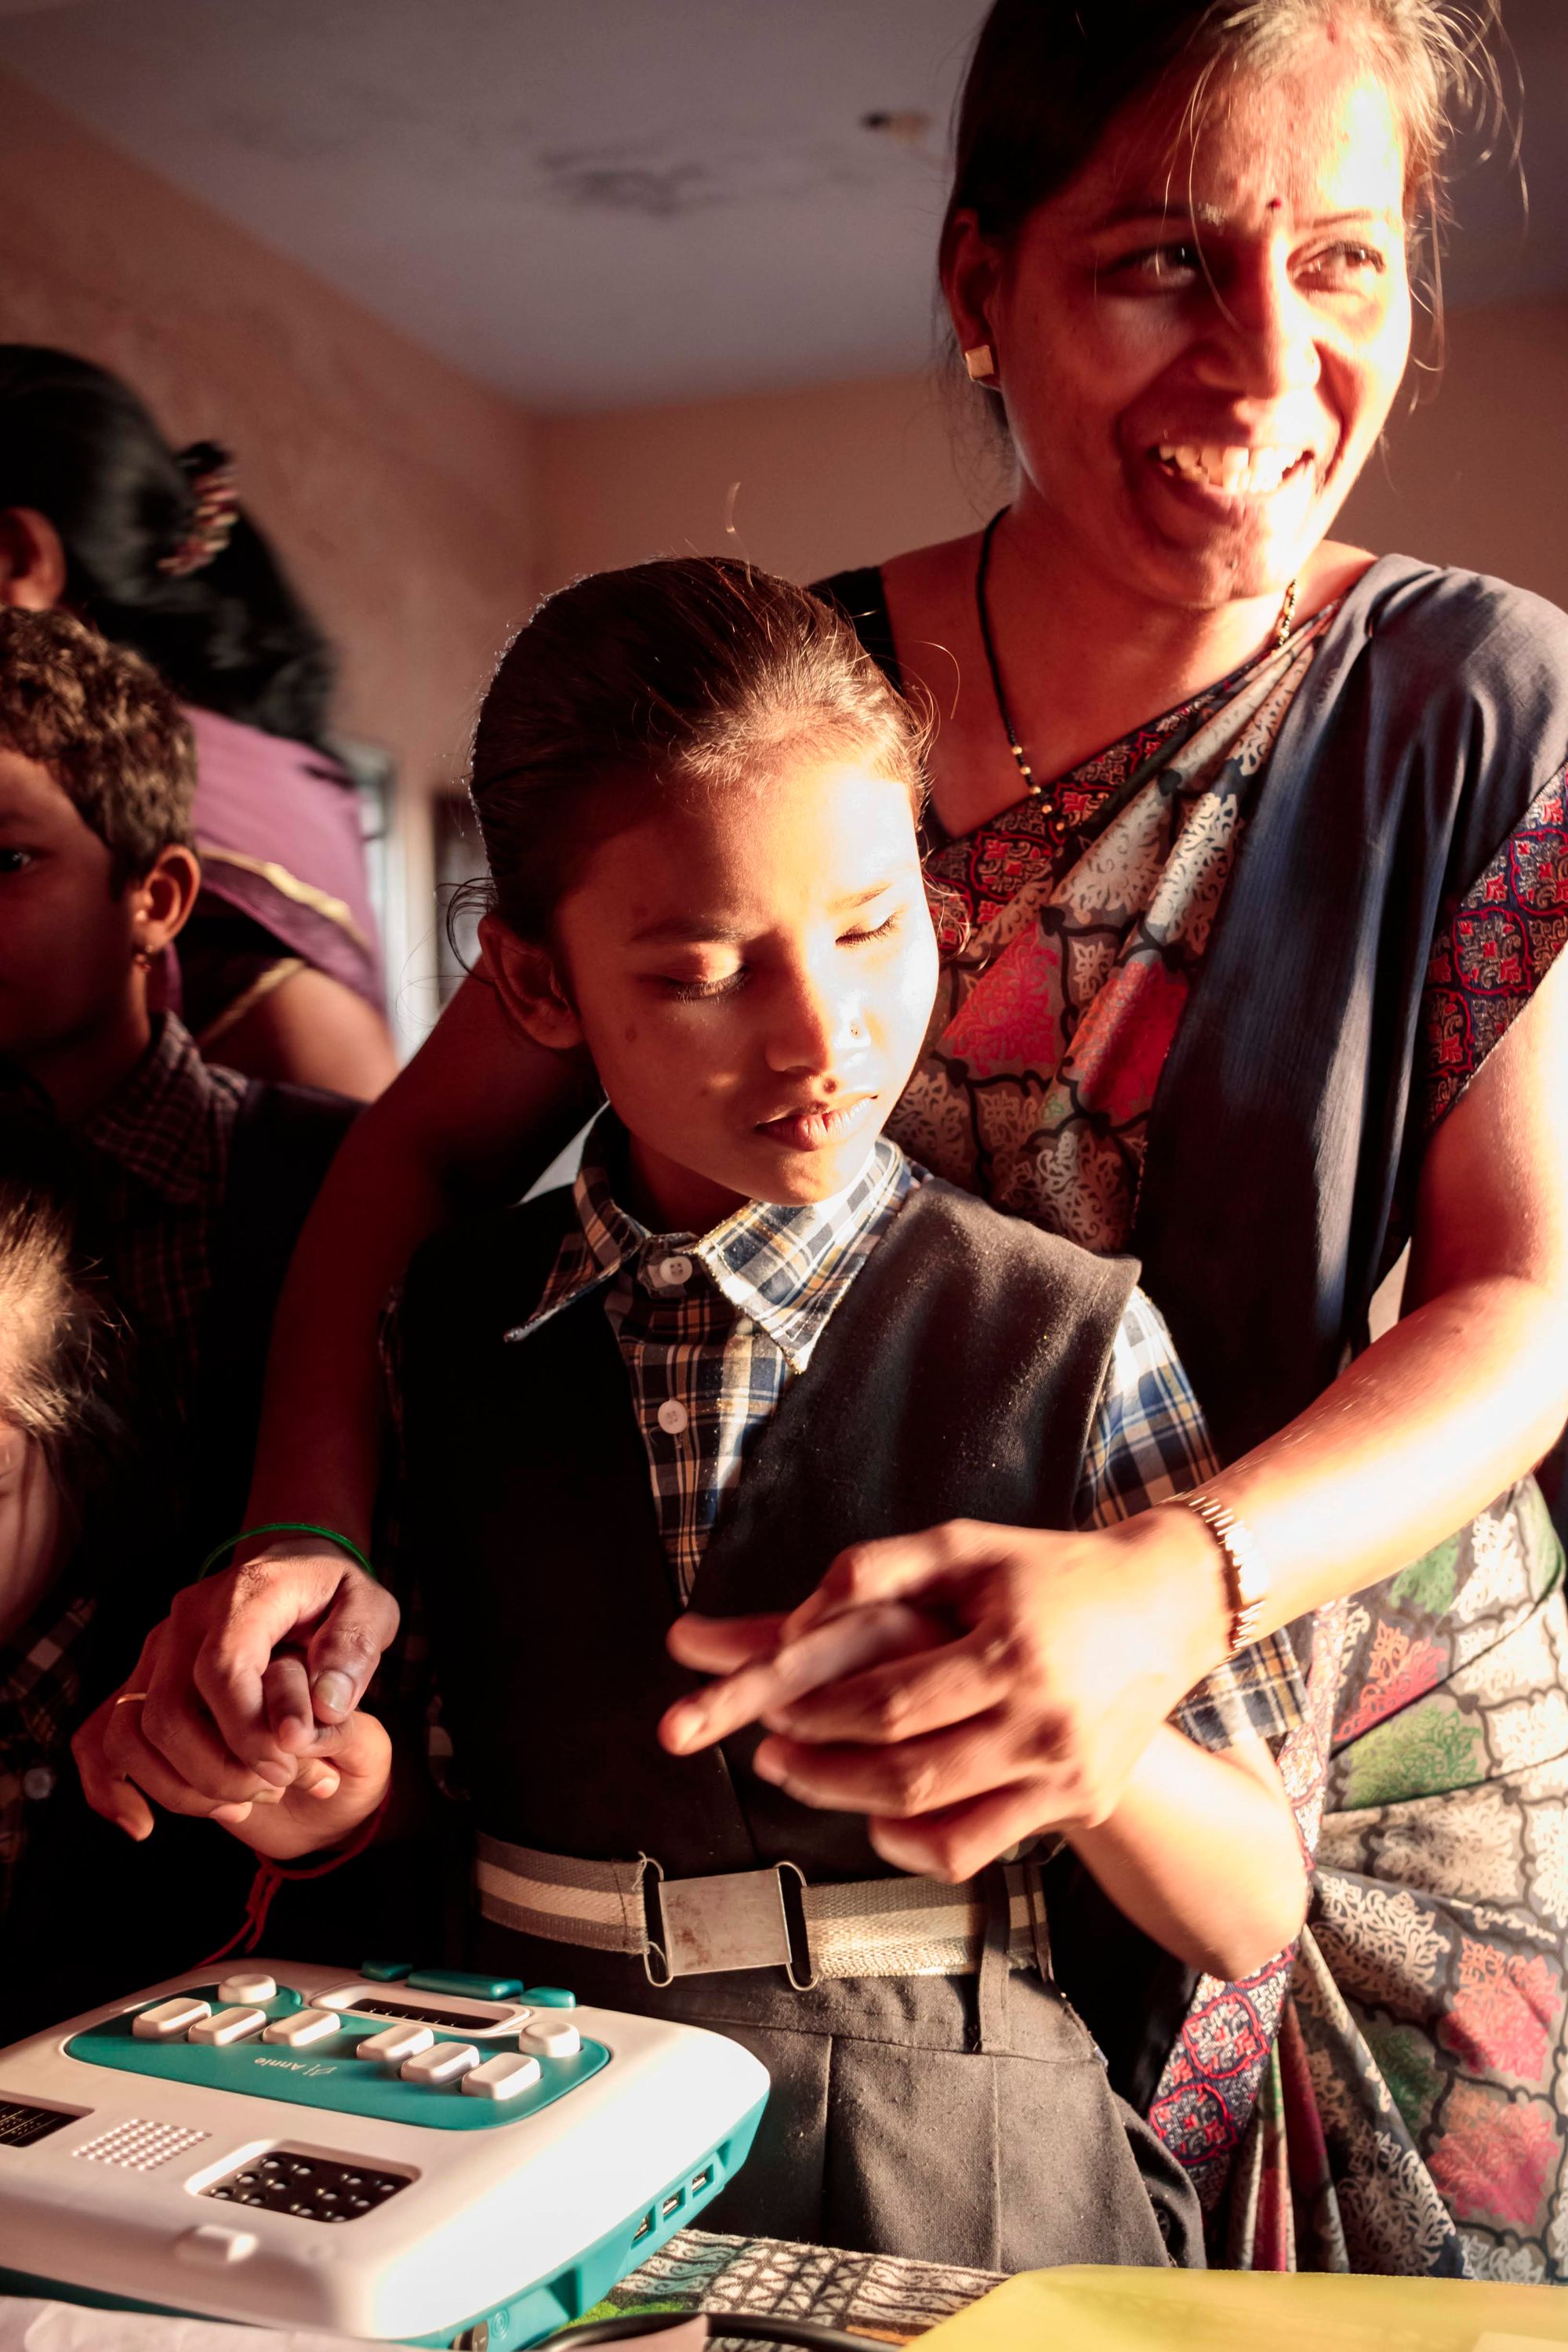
[{"xmin": 74, "ymin": 2117, "xmax": 210, "ymax": 2172}]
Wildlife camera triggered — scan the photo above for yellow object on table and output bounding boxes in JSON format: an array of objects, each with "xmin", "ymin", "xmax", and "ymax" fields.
[{"xmin": 916, "ymin": 2265, "xmax": 1568, "ymax": 2351}]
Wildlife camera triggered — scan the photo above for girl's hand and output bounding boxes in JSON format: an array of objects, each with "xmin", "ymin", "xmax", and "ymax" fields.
[
  {"xmin": 74, "ymin": 1665, "xmax": 392, "ymax": 1861},
  {"xmin": 662, "ymin": 1512, "xmax": 1228, "ymax": 1882},
  {"xmin": 80, "ymin": 1539, "xmax": 401, "ymax": 1820}
]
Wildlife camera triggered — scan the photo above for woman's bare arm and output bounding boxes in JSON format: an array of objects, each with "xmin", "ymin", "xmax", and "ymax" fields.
[
  {"xmin": 243, "ymin": 976, "xmax": 592, "ymax": 1550},
  {"xmin": 1062, "ymin": 1731, "xmax": 1305, "ymax": 1980},
  {"xmin": 669, "ymin": 953, "xmax": 1568, "ymax": 1878},
  {"xmin": 123, "ymin": 978, "xmax": 598, "ymax": 1797}
]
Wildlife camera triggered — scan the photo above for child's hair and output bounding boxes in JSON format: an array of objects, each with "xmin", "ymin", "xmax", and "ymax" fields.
[
  {"xmin": 0, "ymin": 1086, "xmax": 131, "ymax": 1541},
  {"xmin": 0, "ymin": 608, "xmax": 196, "ymax": 887},
  {"xmin": 0, "ymin": 345, "xmax": 336, "ymax": 751},
  {"xmin": 468, "ymin": 557, "xmax": 927, "ymax": 945}
]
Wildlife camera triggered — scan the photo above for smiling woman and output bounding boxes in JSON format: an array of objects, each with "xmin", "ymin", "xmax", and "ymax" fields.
[{"xmin": 83, "ymin": 0, "xmax": 1568, "ymax": 2292}]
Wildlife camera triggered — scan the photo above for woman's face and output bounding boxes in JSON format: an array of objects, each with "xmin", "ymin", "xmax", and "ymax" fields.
[{"xmin": 951, "ymin": 35, "xmax": 1413, "ymax": 611}]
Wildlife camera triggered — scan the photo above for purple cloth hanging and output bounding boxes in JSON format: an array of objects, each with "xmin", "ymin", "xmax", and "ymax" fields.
[{"xmin": 183, "ymin": 703, "xmax": 384, "ymax": 1008}]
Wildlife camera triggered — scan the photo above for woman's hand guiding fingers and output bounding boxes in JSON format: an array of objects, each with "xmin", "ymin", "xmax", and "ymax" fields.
[
  {"xmin": 667, "ymin": 1513, "xmax": 1232, "ymax": 1877},
  {"xmin": 182, "ymin": 1537, "xmax": 401, "ymax": 1770},
  {"xmin": 70, "ymin": 1541, "xmax": 401, "ymax": 1849}
]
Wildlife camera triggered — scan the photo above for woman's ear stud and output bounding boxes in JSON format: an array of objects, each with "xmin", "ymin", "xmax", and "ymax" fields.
[{"xmin": 964, "ymin": 343, "xmax": 997, "ymax": 386}]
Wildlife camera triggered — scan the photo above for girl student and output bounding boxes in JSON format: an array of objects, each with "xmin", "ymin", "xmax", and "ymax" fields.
[
  {"xmin": 97, "ymin": 559, "xmax": 1310, "ymax": 2271},
  {"xmin": 114, "ymin": 0, "xmax": 1568, "ymax": 2275}
]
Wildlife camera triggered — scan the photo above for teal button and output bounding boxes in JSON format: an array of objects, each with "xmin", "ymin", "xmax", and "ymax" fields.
[
  {"xmin": 360, "ymin": 1960, "xmax": 416, "ymax": 1982},
  {"xmin": 523, "ymin": 1986, "xmax": 576, "ymax": 2009},
  {"xmin": 407, "ymin": 1970, "xmax": 524, "ymax": 2001}
]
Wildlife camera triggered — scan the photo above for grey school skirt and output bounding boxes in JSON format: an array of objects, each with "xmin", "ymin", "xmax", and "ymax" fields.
[{"xmin": 472, "ymin": 1925, "xmax": 1203, "ymax": 2271}]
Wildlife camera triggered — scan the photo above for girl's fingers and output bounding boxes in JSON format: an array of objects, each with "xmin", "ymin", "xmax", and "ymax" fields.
[
  {"xmin": 780, "ymin": 1521, "xmax": 1003, "ymax": 1642},
  {"xmin": 666, "ymin": 1613, "xmax": 787, "ymax": 1674},
  {"xmin": 752, "ymin": 1712, "xmax": 1051, "ymax": 1822},
  {"xmin": 662, "ymin": 1604, "xmax": 943, "ymax": 1755},
  {"xmin": 71, "ymin": 1698, "xmax": 154, "ymax": 1839},
  {"xmin": 868, "ymin": 1780, "xmax": 1062, "ymax": 1885},
  {"xmin": 263, "ymin": 1651, "xmax": 314, "ymax": 1747},
  {"xmin": 102, "ymin": 1700, "xmax": 260, "ymax": 1826},
  {"xmin": 763, "ymin": 1623, "xmax": 1011, "ymax": 1746}
]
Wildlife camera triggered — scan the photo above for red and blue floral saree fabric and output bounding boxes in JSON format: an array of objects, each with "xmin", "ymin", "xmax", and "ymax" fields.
[{"xmin": 827, "ymin": 558, "xmax": 1568, "ymax": 2278}]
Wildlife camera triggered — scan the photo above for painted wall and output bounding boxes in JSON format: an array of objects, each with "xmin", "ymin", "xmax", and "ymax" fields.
[
  {"xmin": 538, "ymin": 368, "xmax": 1009, "ymax": 586},
  {"xmin": 0, "ymin": 68, "xmax": 540, "ymax": 1050},
  {"xmin": 1337, "ymin": 298, "xmax": 1568, "ymax": 614},
  {"xmin": 539, "ymin": 299, "xmax": 1568, "ymax": 614}
]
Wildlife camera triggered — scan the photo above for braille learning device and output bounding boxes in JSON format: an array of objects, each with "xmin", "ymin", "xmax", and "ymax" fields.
[{"xmin": 0, "ymin": 1959, "xmax": 768, "ymax": 2347}]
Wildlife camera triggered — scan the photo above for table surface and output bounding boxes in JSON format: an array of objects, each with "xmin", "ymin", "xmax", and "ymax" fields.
[{"xmin": 604, "ymin": 2227, "xmax": 1003, "ymax": 2342}]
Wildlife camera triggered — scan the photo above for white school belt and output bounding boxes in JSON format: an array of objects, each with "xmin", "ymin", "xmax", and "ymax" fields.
[{"xmin": 475, "ymin": 1831, "xmax": 1054, "ymax": 1989}]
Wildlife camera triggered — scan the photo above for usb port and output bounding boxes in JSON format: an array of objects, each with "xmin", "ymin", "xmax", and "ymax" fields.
[
  {"xmin": 632, "ymin": 2211, "xmax": 654, "ymax": 2244},
  {"xmin": 661, "ymin": 2191, "xmax": 684, "ymax": 2219},
  {"xmin": 690, "ymin": 2168, "xmax": 713, "ymax": 2194}
]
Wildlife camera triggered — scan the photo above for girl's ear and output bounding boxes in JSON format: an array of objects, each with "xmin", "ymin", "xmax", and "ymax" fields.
[{"xmin": 478, "ymin": 912, "xmax": 586, "ymax": 1054}]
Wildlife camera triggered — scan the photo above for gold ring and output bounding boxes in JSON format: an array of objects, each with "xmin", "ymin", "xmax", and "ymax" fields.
[{"xmin": 113, "ymin": 1690, "xmax": 150, "ymax": 1708}]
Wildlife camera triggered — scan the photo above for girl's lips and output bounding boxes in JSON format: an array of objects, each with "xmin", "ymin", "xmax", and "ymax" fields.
[{"xmin": 757, "ymin": 1094, "xmax": 880, "ymax": 1152}]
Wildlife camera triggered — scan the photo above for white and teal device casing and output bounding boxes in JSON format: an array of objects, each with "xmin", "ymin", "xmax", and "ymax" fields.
[{"xmin": 0, "ymin": 1958, "xmax": 768, "ymax": 2347}]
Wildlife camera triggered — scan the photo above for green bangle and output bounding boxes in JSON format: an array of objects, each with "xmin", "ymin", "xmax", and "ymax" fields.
[{"xmin": 198, "ymin": 1522, "xmax": 378, "ymax": 1583}]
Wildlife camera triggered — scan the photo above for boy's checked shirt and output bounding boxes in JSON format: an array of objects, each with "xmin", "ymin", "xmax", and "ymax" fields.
[
  {"xmin": 0, "ymin": 1015, "xmax": 243, "ymax": 1916},
  {"xmin": 497, "ymin": 1112, "xmax": 1303, "ymax": 1756}
]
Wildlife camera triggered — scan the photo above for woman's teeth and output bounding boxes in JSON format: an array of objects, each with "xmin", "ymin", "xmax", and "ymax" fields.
[{"xmin": 1156, "ymin": 443, "xmax": 1308, "ymax": 495}]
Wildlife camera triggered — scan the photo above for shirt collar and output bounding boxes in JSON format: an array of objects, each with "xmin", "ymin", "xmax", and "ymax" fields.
[
  {"xmin": 75, "ymin": 1014, "xmax": 230, "ymax": 1209},
  {"xmin": 508, "ymin": 1109, "xmax": 911, "ymax": 1372}
]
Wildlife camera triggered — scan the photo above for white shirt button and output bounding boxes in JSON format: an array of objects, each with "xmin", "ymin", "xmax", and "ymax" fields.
[
  {"xmin": 731, "ymin": 1318, "xmax": 754, "ymax": 1338},
  {"xmin": 657, "ymin": 1254, "xmax": 693, "ymax": 1287},
  {"xmin": 21, "ymin": 1766, "xmax": 55, "ymax": 1802},
  {"xmin": 656, "ymin": 1399, "xmax": 689, "ymax": 1436}
]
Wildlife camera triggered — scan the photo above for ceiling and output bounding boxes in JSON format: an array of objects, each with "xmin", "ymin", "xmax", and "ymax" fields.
[{"xmin": 1, "ymin": 0, "xmax": 1563, "ymax": 416}]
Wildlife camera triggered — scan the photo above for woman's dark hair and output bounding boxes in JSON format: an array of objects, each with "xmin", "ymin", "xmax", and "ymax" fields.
[
  {"xmin": 466, "ymin": 557, "xmax": 927, "ymax": 945},
  {"xmin": 0, "ymin": 347, "xmax": 336, "ymax": 750},
  {"xmin": 946, "ymin": 1, "xmax": 1504, "ymax": 303}
]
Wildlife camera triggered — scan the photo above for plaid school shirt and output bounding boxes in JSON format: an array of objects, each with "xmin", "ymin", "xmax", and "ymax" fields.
[
  {"xmin": 0, "ymin": 1014, "xmax": 245, "ymax": 1913},
  {"xmin": 75, "ymin": 1011, "xmax": 247, "ymax": 1411},
  {"xmin": 500, "ymin": 1112, "xmax": 1302, "ymax": 1755}
]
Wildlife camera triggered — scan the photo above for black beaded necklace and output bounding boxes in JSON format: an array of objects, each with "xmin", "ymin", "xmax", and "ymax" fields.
[{"xmin": 973, "ymin": 506, "xmax": 1301, "ymax": 811}]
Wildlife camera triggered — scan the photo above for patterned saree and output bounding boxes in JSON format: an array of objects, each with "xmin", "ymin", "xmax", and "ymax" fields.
[{"xmin": 823, "ymin": 560, "xmax": 1568, "ymax": 2278}]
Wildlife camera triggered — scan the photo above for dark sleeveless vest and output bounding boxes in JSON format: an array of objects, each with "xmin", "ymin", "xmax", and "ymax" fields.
[
  {"xmin": 400, "ymin": 1176, "xmax": 1136, "ymax": 1880},
  {"xmin": 395, "ymin": 1177, "xmax": 1207, "ymax": 2270}
]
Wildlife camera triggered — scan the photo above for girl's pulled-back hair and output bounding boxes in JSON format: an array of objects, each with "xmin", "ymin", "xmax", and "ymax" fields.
[
  {"xmin": 947, "ymin": 1, "xmax": 1503, "ymax": 299},
  {"xmin": 469, "ymin": 557, "xmax": 926, "ymax": 943},
  {"xmin": 0, "ymin": 346, "xmax": 336, "ymax": 750}
]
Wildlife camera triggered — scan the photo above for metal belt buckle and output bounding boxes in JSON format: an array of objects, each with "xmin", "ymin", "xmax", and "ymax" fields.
[{"xmin": 658, "ymin": 1865, "xmax": 793, "ymax": 1978}]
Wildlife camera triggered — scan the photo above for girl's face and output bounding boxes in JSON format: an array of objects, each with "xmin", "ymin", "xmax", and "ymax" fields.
[
  {"xmin": 946, "ymin": 34, "xmax": 1413, "ymax": 610},
  {"xmin": 487, "ymin": 753, "xmax": 938, "ymax": 1235}
]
